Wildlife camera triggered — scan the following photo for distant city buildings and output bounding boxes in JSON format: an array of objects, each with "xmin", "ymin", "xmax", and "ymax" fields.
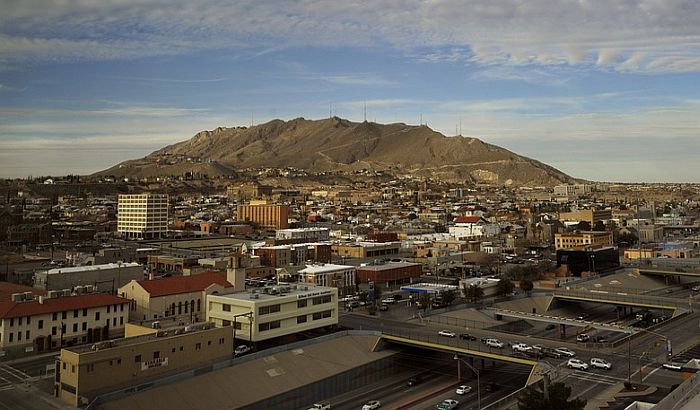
[
  {"xmin": 117, "ymin": 193, "xmax": 169, "ymax": 239},
  {"xmin": 554, "ymin": 231, "xmax": 613, "ymax": 250}
]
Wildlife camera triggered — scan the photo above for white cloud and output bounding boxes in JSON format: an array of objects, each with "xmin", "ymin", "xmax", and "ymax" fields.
[{"xmin": 2, "ymin": 0, "xmax": 700, "ymax": 73}]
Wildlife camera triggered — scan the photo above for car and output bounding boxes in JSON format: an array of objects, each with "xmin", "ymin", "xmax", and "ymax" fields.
[
  {"xmin": 555, "ymin": 347, "xmax": 576, "ymax": 357},
  {"xmin": 234, "ymin": 345, "xmax": 252, "ymax": 356},
  {"xmin": 576, "ymin": 313, "xmax": 590, "ymax": 320},
  {"xmin": 512, "ymin": 343, "xmax": 532, "ymax": 353},
  {"xmin": 692, "ymin": 285, "xmax": 700, "ymax": 292},
  {"xmin": 525, "ymin": 349, "xmax": 545, "ymax": 359},
  {"xmin": 362, "ymin": 400, "xmax": 381, "ymax": 410},
  {"xmin": 438, "ymin": 330, "xmax": 457, "ymax": 338},
  {"xmin": 531, "ymin": 344, "xmax": 544, "ymax": 351},
  {"xmin": 407, "ymin": 376, "xmax": 421, "ymax": 386},
  {"xmin": 485, "ymin": 338, "xmax": 505, "ymax": 348},
  {"xmin": 381, "ymin": 298, "xmax": 396, "ymax": 304},
  {"xmin": 436, "ymin": 399, "xmax": 459, "ymax": 409},
  {"xmin": 576, "ymin": 334, "xmax": 590, "ymax": 342},
  {"xmin": 347, "ymin": 301, "xmax": 360, "ymax": 309},
  {"xmin": 590, "ymin": 358, "xmax": 612, "ymax": 370},
  {"xmin": 567, "ymin": 358, "xmax": 589, "ymax": 370},
  {"xmin": 392, "ymin": 294, "xmax": 403, "ymax": 300},
  {"xmin": 307, "ymin": 401, "xmax": 331, "ymax": 410},
  {"xmin": 662, "ymin": 362, "xmax": 683, "ymax": 371},
  {"xmin": 456, "ymin": 385, "xmax": 472, "ymax": 395},
  {"xmin": 541, "ymin": 348, "xmax": 562, "ymax": 359},
  {"xmin": 379, "ymin": 304, "xmax": 389, "ymax": 311},
  {"xmin": 459, "ymin": 333, "xmax": 477, "ymax": 341}
]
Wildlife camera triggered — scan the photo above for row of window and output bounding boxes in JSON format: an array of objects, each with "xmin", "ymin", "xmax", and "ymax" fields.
[
  {"xmin": 7, "ymin": 305, "xmax": 124, "ymax": 329},
  {"xmin": 258, "ymin": 304, "xmax": 280, "ymax": 315}
]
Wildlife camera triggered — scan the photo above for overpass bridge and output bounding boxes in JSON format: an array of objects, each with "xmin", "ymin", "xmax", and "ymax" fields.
[
  {"xmin": 374, "ymin": 332, "xmax": 542, "ymax": 385},
  {"xmin": 639, "ymin": 268, "xmax": 700, "ymax": 279},
  {"xmin": 483, "ymin": 308, "xmax": 630, "ymax": 333},
  {"xmin": 554, "ymin": 288, "xmax": 688, "ymax": 312}
]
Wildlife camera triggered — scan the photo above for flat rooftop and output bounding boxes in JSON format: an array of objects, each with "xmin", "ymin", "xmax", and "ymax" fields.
[
  {"xmin": 356, "ymin": 262, "xmax": 421, "ymax": 271},
  {"xmin": 215, "ymin": 283, "xmax": 335, "ymax": 302},
  {"xmin": 47, "ymin": 262, "xmax": 140, "ymax": 274}
]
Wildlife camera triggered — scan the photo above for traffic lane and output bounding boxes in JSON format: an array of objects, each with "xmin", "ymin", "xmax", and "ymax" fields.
[{"xmin": 403, "ymin": 364, "xmax": 531, "ymax": 410}]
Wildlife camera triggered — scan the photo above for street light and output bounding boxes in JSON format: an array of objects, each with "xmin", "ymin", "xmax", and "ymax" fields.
[{"xmin": 454, "ymin": 354, "xmax": 480, "ymax": 410}]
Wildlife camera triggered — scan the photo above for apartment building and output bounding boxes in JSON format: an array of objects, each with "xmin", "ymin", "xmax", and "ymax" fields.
[
  {"xmin": 236, "ymin": 200, "xmax": 289, "ymax": 229},
  {"xmin": 207, "ymin": 284, "xmax": 338, "ymax": 343},
  {"xmin": 55, "ymin": 322, "xmax": 232, "ymax": 406},
  {"xmin": 554, "ymin": 231, "xmax": 613, "ymax": 250},
  {"xmin": 119, "ymin": 272, "xmax": 233, "ymax": 322},
  {"xmin": 117, "ymin": 193, "xmax": 169, "ymax": 239},
  {"xmin": 0, "ymin": 292, "xmax": 129, "ymax": 357}
]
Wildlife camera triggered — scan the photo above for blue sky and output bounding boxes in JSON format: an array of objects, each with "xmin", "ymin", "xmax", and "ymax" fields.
[{"xmin": 1, "ymin": 1, "xmax": 699, "ymax": 182}]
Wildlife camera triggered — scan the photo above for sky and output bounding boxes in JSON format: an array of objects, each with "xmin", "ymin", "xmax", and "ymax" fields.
[{"xmin": 0, "ymin": 0, "xmax": 699, "ymax": 183}]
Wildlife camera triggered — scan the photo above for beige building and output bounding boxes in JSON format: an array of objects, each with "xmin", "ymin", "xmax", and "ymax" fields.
[
  {"xmin": 559, "ymin": 209, "xmax": 612, "ymax": 226},
  {"xmin": 207, "ymin": 284, "xmax": 338, "ymax": 343},
  {"xmin": 332, "ymin": 242, "xmax": 401, "ymax": 258},
  {"xmin": 298, "ymin": 264, "xmax": 356, "ymax": 295},
  {"xmin": 55, "ymin": 321, "xmax": 232, "ymax": 406},
  {"xmin": 119, "ymin": 272, "xmax": 233, "ymax": 322},
  {"xmin": 117, "ymin": 193, "xmax": 169, "ymax": 239},
  {"xmin": 0, "ymin": 292, "xmax": 129, "ymax": 356},
  {"xmin": 555, "ymin": 231, "xmax": 613, "ymax": 250}
]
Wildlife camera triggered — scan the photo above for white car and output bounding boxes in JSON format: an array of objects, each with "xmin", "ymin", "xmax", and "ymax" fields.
[
  {"xmin": 485, "ymin": 338, "xmax": 505, "ymax": 348},
  {"xmin": 362, "ymin": 400, "xmax": 381, "ymax": 410},
  {"xmin": 512, "ymin": 343, "xmax": 532, "ymax": 353},
  {"xmin": 437, "ymin": 399, "xmax": 459, "ymax": 409},
  {"xmin": 234, "ymin": 345, "xmax": 252, "ymax": 356},
  {"xmin": 456, "ymin": 385, "xmax": 472, "ymax": 395},
  {"xmin": 576, "ymin": 334, "xmax": 590, "ymax": 342},
  {"xmin": 590, "ymin": 358, "xmax": 612, "ymax": 370},
  {"xmin": 567, "ymin": 358, "xmax": 589, "ymax": 370},
  {"xmin": 555, "ymin": 347, "xmax": 576, "ymax": 357},
  {"xmin": 438, "ymin": 330, "xmax": 457, "ymax": 338},
  {"xmin": 662, "ymin": 362, "xmax": 682, "ymax": 371},
  {"xmin": 381, "ymin": 298, "xmax": 396, "ymax": 304}
]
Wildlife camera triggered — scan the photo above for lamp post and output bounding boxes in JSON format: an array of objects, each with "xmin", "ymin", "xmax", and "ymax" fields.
[{"xmin": 454, "ymin": 354, "xmax": 480, "ymax": 410}]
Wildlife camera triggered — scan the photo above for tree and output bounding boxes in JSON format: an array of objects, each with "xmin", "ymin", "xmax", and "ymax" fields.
[
  {"xmin": 575, "ymin": 221, "xmax": 591, "ymax": 231},
  {"xmin": 520, "ymin": 280, "xmax": 534, "ymax": 294},
  {"xmin": 441, "ymin": 289, "xmax": 457, "ymax": 306},
  {"xmin": 462, "ymin": 284, "xmax": 484, "ymax": 304},
  {"xmin": 417, "ymin": 293, "xmax": 431, "ymax": 310},
  {"xmin": 496, "ymin": 278, "xmax": 515, "ymax": 296},
  {"xmin": 593, "ymin": 221, "xmax": 606, "ymax": 231},
  {"xmin": 518, "ymin": 382, "xmax": 586, "ymax": 410}
]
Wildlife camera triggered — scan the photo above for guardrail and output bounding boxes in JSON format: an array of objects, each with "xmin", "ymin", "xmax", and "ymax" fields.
[{"xmin": 555, "ymin": 288, "xmax": 688, "ymax": 310}]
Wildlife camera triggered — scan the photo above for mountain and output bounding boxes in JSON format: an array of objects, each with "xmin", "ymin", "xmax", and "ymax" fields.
[{"xmin": 97, "ymin": 117, "xmax": 576, "ymax": 185}]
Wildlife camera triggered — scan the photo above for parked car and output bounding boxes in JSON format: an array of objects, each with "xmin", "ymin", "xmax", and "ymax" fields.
[
  {"xmin": 307, "ymin": 401, "xmax": 331, "ymax": 410},
  {"xmin": 234, "ymin": 345, "xmax": 252, "ymax": 356},
  {"xmin": 456, "ymin": 385, "xmax": 472, "ymax": 395},
  {"xmin": 438, "ymin": 330, "xmax": 457, "ymax": 338},
  {"xmin": 576, "ymin": 334, "xmax": 590, "ymax": 342},
  {"xmin": 381, "ymin": 297, "xmax": 396, "ymax": 304},
  {"xmin": 590, "ymin": 358, "xmax": 612, "ymax": 370},
  {"xmin": 541, "ymin": 348, "xmax": 562, "ymax": 359},
  {"xmin": 567, "ymin": 358, "xmax": 589, "ymax": 370},
  {"xmin": 362, "ymin": 400, "xmax": 381, "ymax": 410},
  {"xmin": 555, "ymin": 347, "xmax": 576, "ymax": 357},
  {"xmin": 459, "ymin": 333, "xmax": 477, "ymax": 341},
  {"xmin": 662, "ymin": 362, "xmax": 683, "ymax": 371},
  {"xmin": 485, "ymin": 338, "xmax": 505, "ymax": 348}
]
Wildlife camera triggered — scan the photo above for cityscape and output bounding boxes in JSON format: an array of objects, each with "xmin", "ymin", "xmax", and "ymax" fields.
[{"xmin": 1, "ymin": 2, "xmax": 700, "ymax": 410}]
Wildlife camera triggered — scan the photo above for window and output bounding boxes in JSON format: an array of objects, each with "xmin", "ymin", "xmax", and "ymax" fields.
[
  {"xmin": 134, "ymin": 354, "xmax": 141, "ymax": 363},
  {"xmin": 312, "ymin": 310, "xmax": 332, "ymax": 320},
  {"xmin": 18, "ymin": 332, "xmax": 21, "ymax": 341},
  {"xmin": 9, "ymin": 333, "xmax": 13, "ymax": 342},
  {"xmin": 120, "ymin": 304, "xmax": 124, "ymax": 312},
  {"xmin": 83, "ymin": 308, "xmax": 87, "ymax": 317},
  {"xmin": 62, "ymin": 311, "xmax": 67, "ymax": 320},
  {"xmin": 219, "ymin": 337, "xmax": 225, "ymax": 345},
  {"xmin": 197, "ymin": 299, "xmax": 201, "ymax": 311},
  {"xmin": 107, "ymin": 306, "xmax": 110, "ymax": 313},
  {"xmin": 178, "ymin": 302, "xmax": 182, "ymax": 315},
  {"xmin": 184, "ymin": 302, "xmax": 188, "ymax": 313},
  {"xmin": 297, "ymin": 315, "xmax": 308, "ymax": 324},
  {"xmin": 52, "ymin": 312, "xmax": 57, "ymax": 321},
  {"xmin": 312, "ymin": 295, "xmax": 332, "ymax": 305},
  {"xmin": 113, "ymin": 317, "xmax": 117, "ymax": 326},
  {"xmin": 82, "ymin": 322, "xmax": 87, "ymax": 331},
  {"xmin": 258, "ymin": 320, "xmax": 281, "ymax": 332},
  {"xmin": 233, "ymin": 322, "xmax": 241, "ymax": 330},
  {"xmin": 195, "ymin": 343, "xmax": 201, "ymax": 351},
  {"xmin": 258, "ymin": 304, "xmax": 280, "ymax": 315},
  {"xmin": 95, "ymin": 311, "xmax": 100, "ymax": 321},
  {"xmin": 222, "ymin": 320, "xmax": 231, "ymax": 327},
  {"xmin": 120, "ymin": 317, "xmax": 124, "ymax": 325},
  {"xmin": 26, "ymin": 316, "xmax": 30, "ymax": 325},
  {"xmin": 9, "ymin": 318, "xmax": 13, "ymax": 327},
  {"xmin": 18, "ymin": 317, "xmax": 22, "ymax": 325},
  {"xmin": 38, "ymin": 320, "xmax": 43, "ymax": 329},
  {"xmin": 73, "ymin": 309, "xmax": 78, "ymax": 318},
  {"xmin": 172, "ymin": 347, "xmax": 176, "ymax": 353},
  {"xmin": 207, "ymin": 340, "xmax": 211, "ymax": 346},
  {"xmin": 153, "ymin": 351, "xmax": 160, "ymax": 359},
  {"xmin": 25, "ymin": 330, "xmax": 29, "ymax": 339},
  {"xmin": 222, "ymin": 304, "xmax": 231, "ymax": 312},
  {"xmin": 52, "ymin": 326, "xmax": 57, "ymax": 336},
  {"xmin": 297, "ymin": 299, "xmax": 307, "ymax": 308},
  {"xmin": 73, "ymin": 323, "xmax": 78, "ymax": 332}
]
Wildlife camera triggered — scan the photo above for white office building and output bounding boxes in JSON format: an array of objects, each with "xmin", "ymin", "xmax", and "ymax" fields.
[{"xmin": 117, "ymin": 194, "xmax": 169, "ymax": 240}]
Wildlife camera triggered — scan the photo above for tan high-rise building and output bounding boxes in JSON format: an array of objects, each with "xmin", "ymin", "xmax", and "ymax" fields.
[
  {"xmin": 117, "ymin": 194, "xmax": 169, "ymax": 239},
  {"xmin": 236, "ymin": 200, "xmax": 289, "ymax": 229}
]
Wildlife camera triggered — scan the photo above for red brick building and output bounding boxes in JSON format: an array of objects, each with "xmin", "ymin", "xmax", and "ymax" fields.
[{"xmin": 356, "ymin": 262, "xmax": 423, "ymax": 285}]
